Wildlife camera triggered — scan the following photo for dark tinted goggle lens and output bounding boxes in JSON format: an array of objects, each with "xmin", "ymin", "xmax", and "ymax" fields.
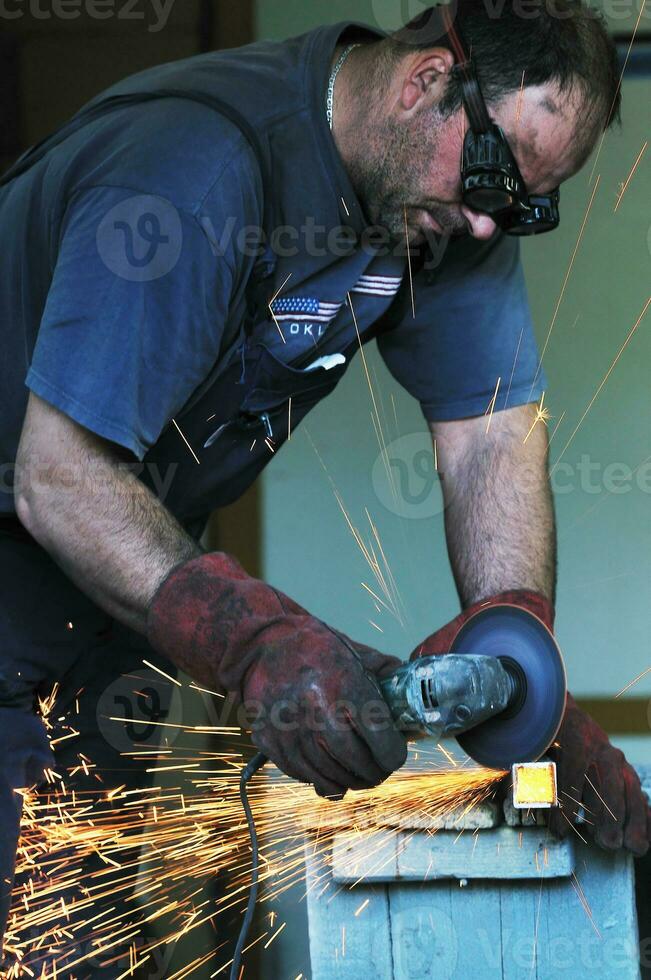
[
  {"xmin": 499, "ymin": 192, "xmax": 560, "ymax": 235},
  {"xmin": 464, "ymin": 184, "xmax": 515, "ymax": 213}
]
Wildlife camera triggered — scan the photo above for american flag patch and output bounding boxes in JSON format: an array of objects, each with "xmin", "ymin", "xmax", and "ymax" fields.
[
  {"xmin": 352, "ymin": 274, "xmax": 403, "ymax": 297},
  {"xmin": 271, "ymin": 296, "xmax": 342, "ymax": 324}
]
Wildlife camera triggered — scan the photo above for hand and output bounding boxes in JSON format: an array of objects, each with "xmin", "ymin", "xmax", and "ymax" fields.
[
  {"xmin": 147, "ymin": 553, "xmax": 408, "ymax": 798},
  {"xmin": 547, "ymin": 695, "xmax": 651, "ymax": 856},
  {"xmin": 409, "ymin": 590, "xmax": 554, "ymax": 658}
]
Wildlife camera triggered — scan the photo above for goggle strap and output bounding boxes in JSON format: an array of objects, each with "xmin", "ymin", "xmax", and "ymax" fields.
[{"xmin": 440, "ymin": 6, "xmax": 492, "ymax": 134}]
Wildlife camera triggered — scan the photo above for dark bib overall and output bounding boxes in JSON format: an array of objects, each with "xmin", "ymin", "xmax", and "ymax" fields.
[{"xmin": 0, "ymin": 88, "xmax": 414, "ymax": 972}]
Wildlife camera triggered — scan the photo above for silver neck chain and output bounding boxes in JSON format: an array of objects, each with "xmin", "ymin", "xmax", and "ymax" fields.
[{"xmin": 326, "ymin": 43, "xmax": 361, "ymax": 131}]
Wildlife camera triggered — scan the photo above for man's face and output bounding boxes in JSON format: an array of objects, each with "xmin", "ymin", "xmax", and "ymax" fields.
[{"xmin": 353, "ymin": 79, "xmax": 596, "ymax": 244}]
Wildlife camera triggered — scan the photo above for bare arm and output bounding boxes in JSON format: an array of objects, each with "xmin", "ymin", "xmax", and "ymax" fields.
[
  {"xmin": 14, "ymin": 393, "xmax": 200, "ymax": 633},
  {"xmin": 431, "ymin": 402, "xmax": 556, "ymax": 607}
]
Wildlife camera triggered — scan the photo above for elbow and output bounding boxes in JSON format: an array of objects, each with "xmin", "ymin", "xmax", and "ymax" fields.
[
  {"xmin": 14, "ymin": 480, "xmax": 41, "ymax": 540},
  {"xmin": 13, "ymin": 461, "xmax": 53, "ymax": 545}
]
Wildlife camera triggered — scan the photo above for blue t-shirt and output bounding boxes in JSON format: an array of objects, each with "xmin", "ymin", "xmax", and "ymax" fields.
[{"xmin": 0, "ymin": 22, "xmax": 544, "ymax": 520}]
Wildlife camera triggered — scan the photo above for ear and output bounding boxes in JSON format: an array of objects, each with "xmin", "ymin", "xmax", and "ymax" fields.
[{"xmin": 400, "ymin": 47, "xmax": 456, "ymax": 112}]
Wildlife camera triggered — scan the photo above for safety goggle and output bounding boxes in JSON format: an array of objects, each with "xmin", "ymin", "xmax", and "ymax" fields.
[{"xmin": 443, "ymin": 9, "xmax": 560, "ymax": 235}]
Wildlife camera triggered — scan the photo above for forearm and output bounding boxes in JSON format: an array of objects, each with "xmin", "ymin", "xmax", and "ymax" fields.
[
  {"xmin": 15, "ymin": 394, "xmax": 200, "ymax": 633},
  {"xmin": 432, "ymin": 404, "xmax": 556, "ymax": 607}
]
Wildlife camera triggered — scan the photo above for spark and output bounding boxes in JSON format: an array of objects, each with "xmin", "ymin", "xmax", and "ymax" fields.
[
  {"xmin": 6, "ymin": 692, "xmax": 504, "ymax": 978},
  {"xmin": 360, "ymin": 582, "xmax": 395, "ymax": 617},
  {"xmin": 263, "ymin": 921, "xmax": 286, "ymax": 948},
  {"xmin": 614, "ymin": 141, "xmax": 647, "ymax": 212},
  {"xmin": 588, "ymin": 2, "xmax": 647, "ymax": 185},
  {"xmin": 583, "ymin": 773, "xmax": 617, "ymax": 822},
  {"xmin": 436, "ymin": 743, "xmax": 458, "ymax": 768},
  {"xmin": 268, "ymin": 273, "xmax": 293, "ymax": 345},
  {"xmin": 403, "ymin": 206, "xmax": 416, "ymax": 318},
  {"xmin": 288, "ymin": 397, "xmax": 292, "ymax": 441},
  {"xmin": 354, "ymin": 899, "xmax": 369, "ymax": 917},
  {"xmin": 504, "ymin": 328, "xmax": 524, "ymax": 408},
  {"xmin": 171, "ymin": 421, "xmax": 200, "ymax": 466},
  {"xmin": 188, "ymin": 682, "xmax": 225, "ymax": 699},
  {"xmin": 523, "ymin": 392, "xmax": 552, "ymax": 445},
  {"xmin": 515, "ymin": 70, "xmax": 526, "ymax": 126},
  {"xmin": 341, "ymin": 197, "xmax": 350, "ymax": 217},
  {"xmin": 570, "ymin": 872, "xmax": 601, "ymax": 938},
  {"xmin": 530, "ymin": 176, "xmax": 601, "ymax": 395},
  {"xmin": 547, "ymin": 410, "xmax": 566, "ymax": 446},
  {"xmin": 347, "ymin": 293, "xmax": 391, "ymax": 465},
  {"xmin": 141, "ymin": 660, "xmax": 182, "ymax": 687},
  {"xmin": 485, "ymin": 377, "xmax": 501, "ymax": 434},
  {"xmin": 551, "ymin": 296, "xmax": 650, "ymax": 473},
  {"xmin": 106, "ymin": 785, "xmax": 127, "ymax": 802},
  {"xmin": 559, "ymin": 807, "xmax": 588, "ymax": 845},
  {"xmin": 614, "ymin": 666, "xmax": 651, "ymax": 699}
]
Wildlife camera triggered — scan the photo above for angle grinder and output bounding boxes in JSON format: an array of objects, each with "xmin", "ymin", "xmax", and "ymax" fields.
[{"xmin": 379, "ymin": 603, "xmax": 567, "ymax": 769}]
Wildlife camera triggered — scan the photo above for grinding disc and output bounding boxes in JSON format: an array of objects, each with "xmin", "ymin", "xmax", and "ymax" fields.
[{"xmin": 451, "ymin": 605, "xmax": 567, "ymax": 770}]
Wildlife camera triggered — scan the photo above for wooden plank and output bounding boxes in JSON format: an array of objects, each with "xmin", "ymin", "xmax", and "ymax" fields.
[
  {"xmin": 534, "ymin": 843, "xmax": 639, "ymax": 979},
  {"xmin": 498, "ymin": 879, "xmax": 544, "ymax": 979},
  {"xmin": 213, "ymin": 482, "xmax": 262, "ymax": 577},
  {"xmin": 213, "ymin": 2, "xmax": 255, "ymax": 50},
  {"xmin": 332, "ymin": 829, "xmax": 398, "ymax": 882},
  {"xmin": 389, "ymin": 885, "xmax": 460, "ymax": 980},
  {"xmin": 332, "ymin": 828, "xmax": 575, "ymax": 883},
  {"xmin": 576, "ymin": 699, "xmax": 650, "ymax": 735},
  {"xmin": 443, "ymin": 881, "xmax": 504, "ymax": 979},
  {"xmin": 375, "ymin": 799, "xmax": 500, "ymax": 831},
  {"xmin": 305, "ymin": 838, "xmax": 394, "ymax": 980}
]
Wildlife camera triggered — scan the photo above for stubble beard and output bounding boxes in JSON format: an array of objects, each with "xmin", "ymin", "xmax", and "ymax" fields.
[{"xmin": 348, "ymin": 110, "xmax": 468, "ymax": 244}]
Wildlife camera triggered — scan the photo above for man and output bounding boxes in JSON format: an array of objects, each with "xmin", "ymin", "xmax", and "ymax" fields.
[{"xmin": 1, "ymin": 0, "xmax": 649, "ymax": 968}]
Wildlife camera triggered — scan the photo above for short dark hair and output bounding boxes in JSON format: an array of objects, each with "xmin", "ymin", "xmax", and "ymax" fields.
[{"xmin": 387, "ymin": 0, "xmax": 621, "ymax": 131}]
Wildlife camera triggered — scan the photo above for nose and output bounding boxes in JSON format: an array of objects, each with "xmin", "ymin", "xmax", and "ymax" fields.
[{"xmin": 461, "ymin": 206, "xmax": 498, "ymax": 240}]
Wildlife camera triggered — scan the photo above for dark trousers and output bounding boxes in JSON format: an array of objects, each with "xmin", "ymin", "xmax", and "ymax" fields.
[{"xmin": 0, "ymin": 524, "xmax": 179, "ymax": 977}]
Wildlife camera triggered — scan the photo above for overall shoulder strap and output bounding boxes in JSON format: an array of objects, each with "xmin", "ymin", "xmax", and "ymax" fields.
[
  {"xmin": 1, "ymin": 87, "xmax": 277, "ymax": 326},
  {"xmin": 1, "ymin": 89, "xmax": 271, "ymax": 206}
]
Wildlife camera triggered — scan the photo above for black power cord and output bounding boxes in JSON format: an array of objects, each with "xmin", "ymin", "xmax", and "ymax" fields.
[{"xmin": 229, "ymin": 751, "xmax": 268, "ymax": 980}]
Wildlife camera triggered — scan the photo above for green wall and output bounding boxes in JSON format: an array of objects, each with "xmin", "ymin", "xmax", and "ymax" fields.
[
  {"xmin": 256, "ymin": 0, "xmax": 649, "ymax": 38},
  {"xmin": 256, "ymin": 0, "xmax": 651, "ymax": 725},
  {"xmin": 253, "ymin": 4, "xmax": 650, "ymax": 974}
]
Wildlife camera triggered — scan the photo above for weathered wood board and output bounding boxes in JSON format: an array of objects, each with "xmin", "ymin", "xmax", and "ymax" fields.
[{"xmin": 305, "ymin": 765, "xmax": 649, "ymax": 980}]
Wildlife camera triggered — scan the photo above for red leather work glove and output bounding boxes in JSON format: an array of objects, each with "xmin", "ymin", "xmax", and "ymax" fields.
[
  {"xmin": 409, "ymin": 590, "xmax": 554, "ymax": 658},
  {"xmin": 547, "ymin": 695, "xmax": 651, "ymax": 856},
  {"xmin": 147, "ymin": 553, "xmax": 408, "ymax": 799}
]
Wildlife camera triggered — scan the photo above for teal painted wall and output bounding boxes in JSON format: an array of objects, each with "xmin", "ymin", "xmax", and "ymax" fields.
[
  {"xmin": 252, "ymin": 4, "xmax": 650, "ymax": 976},
  {"xmin": 256, "ymin": 0, "xmax": 651, "ymax": 733}
]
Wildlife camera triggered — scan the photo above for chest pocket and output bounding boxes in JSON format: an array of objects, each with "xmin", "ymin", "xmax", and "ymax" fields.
[{"xmin": 201, "ymin": 338, "xmax": 349, "ymax": 450}]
